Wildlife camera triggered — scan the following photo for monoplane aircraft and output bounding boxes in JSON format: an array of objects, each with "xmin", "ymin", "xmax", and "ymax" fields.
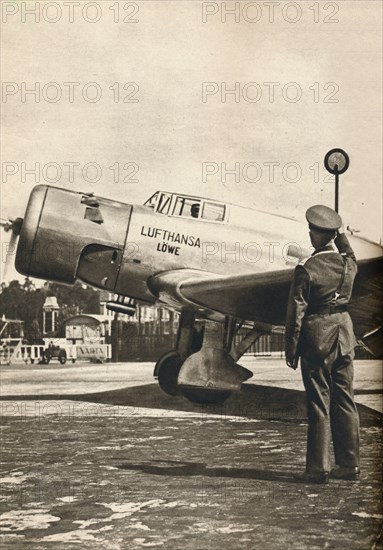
[{"xmin": 2, "ymin": 162, "xmax": 382, "ymax": 403}]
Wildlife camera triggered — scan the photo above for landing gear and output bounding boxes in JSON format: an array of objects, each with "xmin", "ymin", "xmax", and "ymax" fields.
[
  {"xmin": 177, "ymin": 318, "xmax": 238, "ymax": 404},
  {"xmin": 177, "ymin": 324, "xmax": 253, "ymax": 404},
  {"xmin": 155, "ymin": 349, "xmax": 232, "ymax": 404},
  {"xmin": 154, "ymin": 310, "xmax": 271, "ymax": 404},
  {"xmin": 155, "ymin": 351, "xmax": 182, "ymax": 396},
  {"xmin": 154, "ymin": 310, "xmax": 196, "ymax": 398}
]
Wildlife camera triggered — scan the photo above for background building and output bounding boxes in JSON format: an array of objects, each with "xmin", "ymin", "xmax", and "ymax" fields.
[{"xmin": 0, "ymin": 281, "xmax": 373, "ymax": 364}]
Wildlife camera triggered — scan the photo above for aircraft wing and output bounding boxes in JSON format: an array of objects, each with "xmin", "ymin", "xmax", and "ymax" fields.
[
  {"xmin": 348, "ymin": 257, "xmax": 383, "ymax": 342},
  {"xmin": 148, "ymin": 257, "xmax": 383, "ymax": 341},
  {"xmin": 148, "ymin": 267, "xmax": 292, "ymax": 325}
]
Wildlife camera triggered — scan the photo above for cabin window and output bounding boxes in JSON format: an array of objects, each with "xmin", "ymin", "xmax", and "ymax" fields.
[
  {"xmin": 144, "ymin": 192, "xmax": 159, "ymax": 209},
  {"xmin": 172, "ymin": 196, "xmax": 202, "ymax": 218},
  {"xmin": 144, "ymin": 191, "xmax": 227, "ymax": 222},
  {"xmin": 157, "ymin": 193, "xmax": 172, "ymax": 215},
  {"xmin": 201, "ymin": 201, "xmax": 226, "ymax": 222}
]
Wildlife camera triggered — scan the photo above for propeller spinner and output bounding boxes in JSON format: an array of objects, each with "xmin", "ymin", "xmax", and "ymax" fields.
[{"xmin": 1, "ymin": 217, "xmax": 23, "ymax": 280}]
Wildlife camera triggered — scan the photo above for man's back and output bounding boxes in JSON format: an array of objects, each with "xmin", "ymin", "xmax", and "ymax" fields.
[
  {"xmin": 303, "ymin": 233, "xmax": 357, "ymax": 308},
  {"xmin": 285, "ymin": 233, "xmax": 358, "ymax": 362},
  {"xmin": 284, "ymin": 206, "xmax": 360, "ymax": 482}
]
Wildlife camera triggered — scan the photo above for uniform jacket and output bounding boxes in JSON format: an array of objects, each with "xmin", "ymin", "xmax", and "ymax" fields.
[{"xmin": 285, "ymin": 233, "xmax": 358, "ymax": 363}]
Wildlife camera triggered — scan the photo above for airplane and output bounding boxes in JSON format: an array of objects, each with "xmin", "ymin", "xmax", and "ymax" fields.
[{"xmin": 1, "ymin": 180, "xmax": 382, "ymax": 404}]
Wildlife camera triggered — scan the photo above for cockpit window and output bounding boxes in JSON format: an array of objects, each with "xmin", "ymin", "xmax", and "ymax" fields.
[
  {"xmin": 144, "ymin": 191, "xmax": 227, "ymax": 222},
  {"xmin": 144, "ymin": 192, "xmax": 159, "ymax": 209},
  {"xmin": 172, "ymin": 196, "xmax": 202, "ymax": 218},
  {"xmin": 157, "ymin": 193, "xmax": 172, "ymax": 214},
  {"xmin": 201, "ymin": 201, "xmax": 226, "ymax": 222}
]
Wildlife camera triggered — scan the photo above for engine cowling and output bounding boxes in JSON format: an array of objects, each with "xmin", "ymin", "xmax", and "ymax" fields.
[{"xmin": 15, "ymin": 185, "xmax": 132, "ymax": 292}]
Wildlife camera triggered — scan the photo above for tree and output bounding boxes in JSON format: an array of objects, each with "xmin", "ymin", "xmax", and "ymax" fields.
[
  {"xmin": 0, "ymin": 280, "xmax": 100, "ymax": 342},
  {"xmin": 45, "ymin": 282, "xmax": 100, "ymax": 315},
  {"xmin": 29, "ymin": 318, "xmax": 43, "ymax": 343}
]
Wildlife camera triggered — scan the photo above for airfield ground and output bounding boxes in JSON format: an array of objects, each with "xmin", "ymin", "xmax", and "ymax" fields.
[{"xmin": 0, "ymin": 359, "xmax": 382, "ymax": 549}]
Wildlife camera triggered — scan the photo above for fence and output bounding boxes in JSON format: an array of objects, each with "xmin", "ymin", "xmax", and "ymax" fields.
[
  {"xmin": 241, "ymin": 332, "xmax": 285, "ymax": 358},
  {"xmin": 0, "ymin": 343, "xmax": 111, "ymax": 365},
  {"xmin": 114, "ymin": 330, "xmax": 372, "ymax": 362},
  {"xmin": 116, "ymin": 331, "xmax": 285, "ymax": 362}
]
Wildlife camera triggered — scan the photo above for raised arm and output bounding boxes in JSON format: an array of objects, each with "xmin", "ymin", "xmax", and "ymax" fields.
[{"xmin": 335, "ymin": 227, "xmax": 357, "ymax": 263}]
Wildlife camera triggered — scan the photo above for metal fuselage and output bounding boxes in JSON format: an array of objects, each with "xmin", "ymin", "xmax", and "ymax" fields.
[{"xmin": 14, "ymin": 185, "xmax": 382, "ymax": 310}]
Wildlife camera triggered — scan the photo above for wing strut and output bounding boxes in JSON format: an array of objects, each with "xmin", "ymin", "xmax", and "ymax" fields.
[{"xmin": 230, "ymin": 321, "xmax": 275, "ymax": 361}]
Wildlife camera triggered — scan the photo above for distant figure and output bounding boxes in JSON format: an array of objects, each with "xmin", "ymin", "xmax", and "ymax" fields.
[
  {"xmin": 190, "ymin": 203, "xmax": 200, "ymax": 218},
  {"xmin": 285, "ymin": 205, "xmax": 360, "ymax": 484}
]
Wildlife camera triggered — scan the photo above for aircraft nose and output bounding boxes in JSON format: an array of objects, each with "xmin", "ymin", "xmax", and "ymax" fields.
[{"xmin": 15, "ymin": 185, "xmax": 132, "ymax": 290}]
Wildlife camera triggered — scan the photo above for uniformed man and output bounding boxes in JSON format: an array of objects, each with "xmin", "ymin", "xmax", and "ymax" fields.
[
  {"xmin": 191, "ymin": 203, "xmax": 200, "ymax": 218},
  {"xmin": 285, "ymin": 205, "xmax": 360, "ymax": 484}
]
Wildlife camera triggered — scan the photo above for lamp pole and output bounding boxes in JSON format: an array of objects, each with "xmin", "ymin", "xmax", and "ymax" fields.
[
  {"xmin": 334, "ymin": 166, "xmax": 339, "ymax": 213},
  {"xmin": 324, "ymin": 149, "xmax": 350, "ymax": 213}
]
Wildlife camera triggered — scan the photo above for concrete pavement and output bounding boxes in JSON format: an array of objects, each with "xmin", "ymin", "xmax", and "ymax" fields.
[{"xmin": 0, "ymin": 359, "xmax": 382, "ymax": 549}]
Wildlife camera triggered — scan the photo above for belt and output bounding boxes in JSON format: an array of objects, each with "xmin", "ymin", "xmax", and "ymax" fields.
[{"xmin": 306, "ymin": 304, "xmax": 348, "ymax": 316}]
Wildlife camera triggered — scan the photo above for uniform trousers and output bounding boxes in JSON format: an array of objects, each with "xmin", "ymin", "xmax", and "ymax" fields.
[{"xmin": 301, "ymin": 345, "xmax": 360, "ymax": 473}]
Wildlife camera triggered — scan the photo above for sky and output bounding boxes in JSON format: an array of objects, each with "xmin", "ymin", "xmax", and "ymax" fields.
[{"xmin": 1, "ymin": 0, "xmax": 382, "ymax": 284}]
